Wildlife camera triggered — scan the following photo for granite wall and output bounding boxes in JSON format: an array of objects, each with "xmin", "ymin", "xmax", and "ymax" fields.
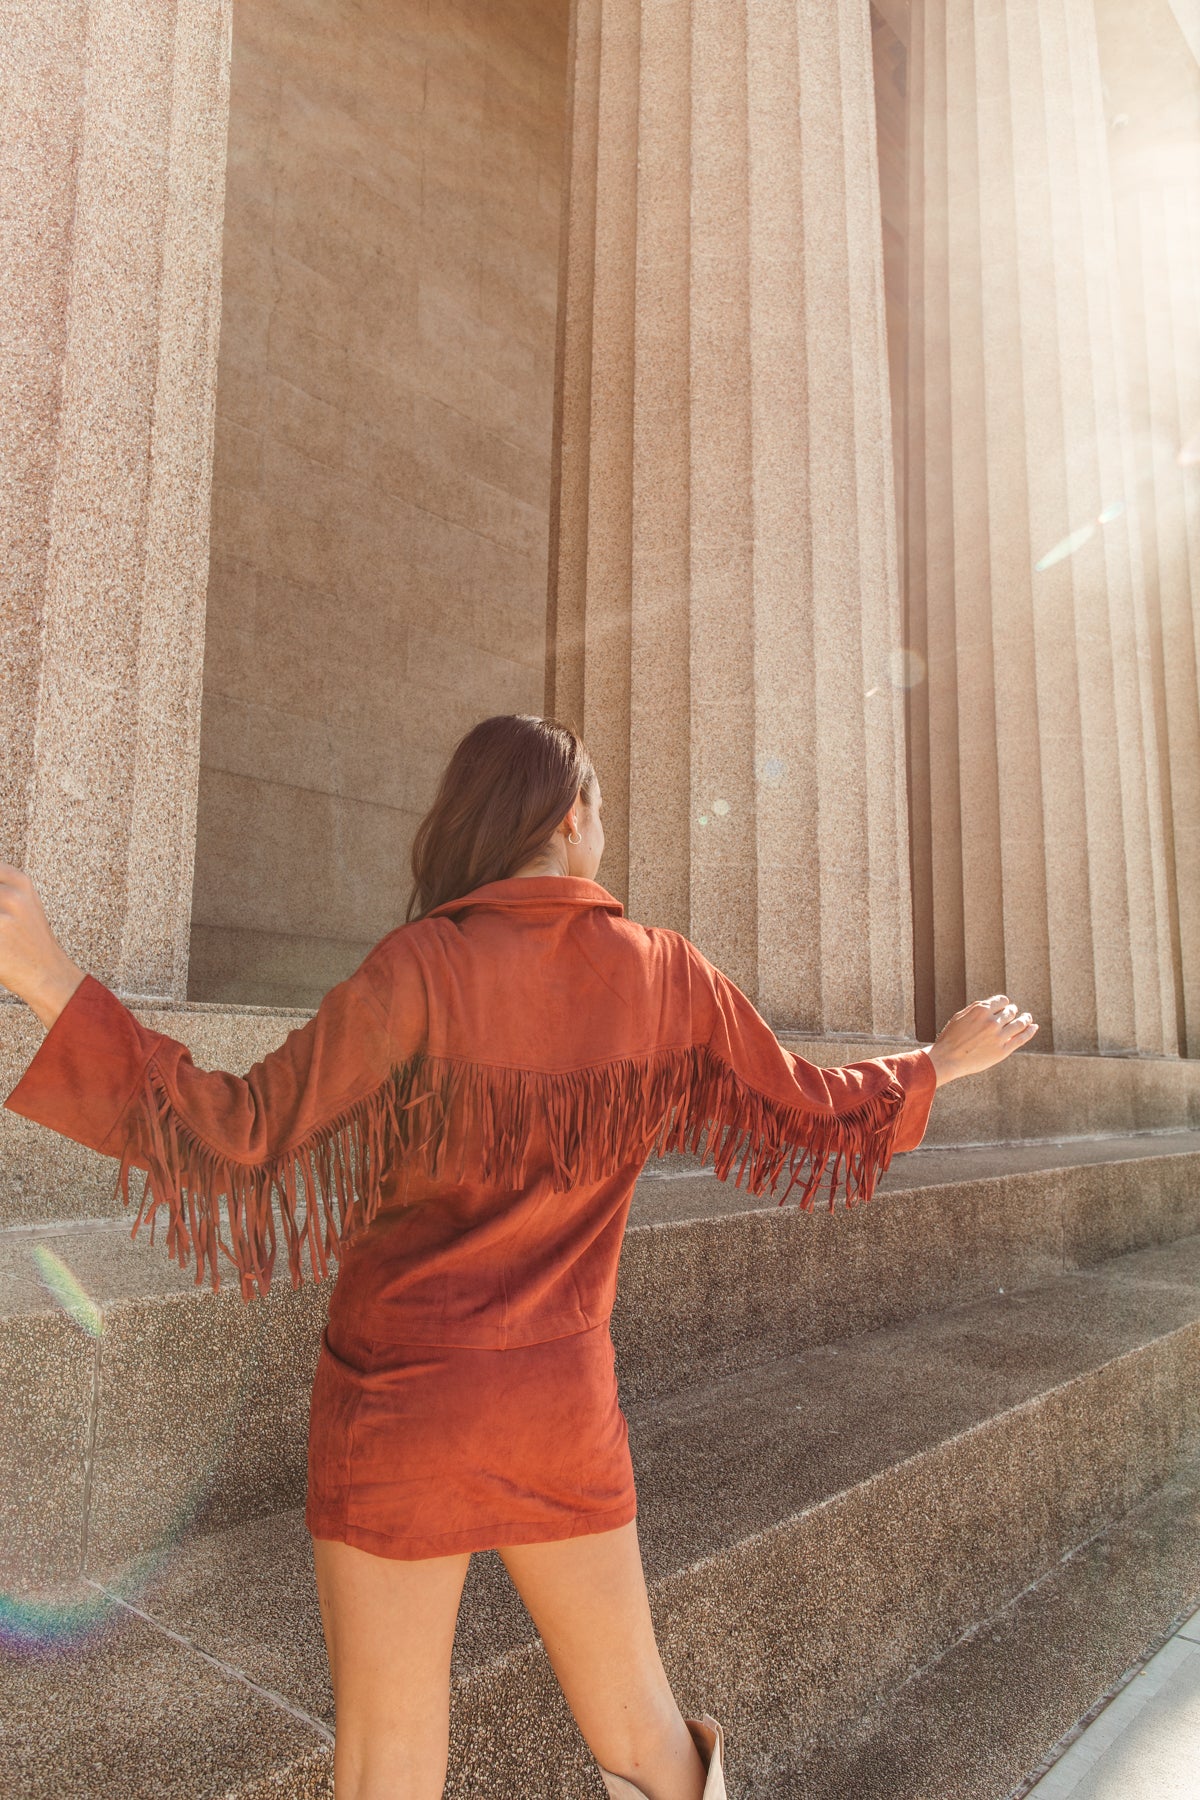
[
  {"xmin": 192, "ymin": 0, "xmax": 568, "ymax": 1006},
  {"xmin": 0, "ymin": 0, "xmax": 230, "ymax": 1001}
]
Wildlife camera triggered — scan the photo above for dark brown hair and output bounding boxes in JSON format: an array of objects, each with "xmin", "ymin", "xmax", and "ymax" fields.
[{"xmin": 406, "ymin": 714, "xmax": 597, "ymax": 921}]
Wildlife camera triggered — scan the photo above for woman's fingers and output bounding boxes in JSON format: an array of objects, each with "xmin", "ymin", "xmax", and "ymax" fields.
[
  {"xmin": 980, "ymin": 997, "xmax": 1036, "ymax": 1035},
  {"xmin": 998, "ymin": 1014, "xmax": 1037, "ymax": 1053}
]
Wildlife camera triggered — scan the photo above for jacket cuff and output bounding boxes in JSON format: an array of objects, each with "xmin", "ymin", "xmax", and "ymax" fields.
[
  {"xmin": 3, "ymin": 972, "xmax": 162, "ymax": 1157},
  {"xmin": 886, "ymin": 1046, "xmax": 938, "ymax": 1153}
]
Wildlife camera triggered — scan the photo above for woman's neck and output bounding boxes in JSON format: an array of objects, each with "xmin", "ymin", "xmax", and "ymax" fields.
[{"xmin": 509, "ymin": 856, "xmax": 569, "ymax": 880}]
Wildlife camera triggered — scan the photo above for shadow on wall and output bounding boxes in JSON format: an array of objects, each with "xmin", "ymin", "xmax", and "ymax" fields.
[{"xmin": 191, "ymin": 0, "xmax": 569, "ymax": 1008}]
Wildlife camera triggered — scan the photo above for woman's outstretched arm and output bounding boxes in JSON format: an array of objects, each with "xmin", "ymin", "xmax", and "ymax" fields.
[
  {"xmin": 667, "ymin": 934, "xmax": 1036, "ymax": 1210},
  {"xmin": 0, "ymin": 862, "xmax": 422, "ymax": 1297}
]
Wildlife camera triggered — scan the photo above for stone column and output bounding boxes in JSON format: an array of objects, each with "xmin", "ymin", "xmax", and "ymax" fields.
[
  {"xmin": 548, "ymin": 0, "xmax": 916, "ymax": 1036},
  {"xmin": 905, "ymin": 0, "xmax": 1178, "ymax": 1054},
  {"xmin": 1101, "ymin": 0, "xmax": 1200, "ymax": 1055},
  {"xmin": 0, "ymin": 0, "xmax": 231, "ymax": 1001}
]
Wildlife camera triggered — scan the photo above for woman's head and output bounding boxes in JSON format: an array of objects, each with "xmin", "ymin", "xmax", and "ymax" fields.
[{"xmin": 406, "ymin": 715, "xmax": 602, "ymax": 920}]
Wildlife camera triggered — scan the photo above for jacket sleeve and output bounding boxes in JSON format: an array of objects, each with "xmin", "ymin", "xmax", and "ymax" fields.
[
  {"xmin": 663, "ymin": 938, "xmax": 938, "ymax": 1210},
  {"xmin": 3, "ymin": 942, "xmax": 427, "ymax": 1298}
]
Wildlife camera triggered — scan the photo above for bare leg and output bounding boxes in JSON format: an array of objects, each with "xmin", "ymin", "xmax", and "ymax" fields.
[
  {"xmin": 499, "ymin": 1519, "xmax": 707, "ymax": 1800},
  {"xmin": 312, "ymin": 1535, "xmax": 471, "ymax": 1800}
]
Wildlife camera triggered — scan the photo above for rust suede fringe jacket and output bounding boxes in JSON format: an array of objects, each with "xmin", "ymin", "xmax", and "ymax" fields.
[{"xmin": 4, "ymin": 876, "xmax": 938, "ymax": 1558}]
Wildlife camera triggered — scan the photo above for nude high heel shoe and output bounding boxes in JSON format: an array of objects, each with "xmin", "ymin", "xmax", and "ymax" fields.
[{"xmin": 599, "ymin": 1714, "xmax": 727, "ymax": 1800}]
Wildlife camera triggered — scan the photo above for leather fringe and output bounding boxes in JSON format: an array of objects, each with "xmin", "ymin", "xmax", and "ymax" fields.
[{"xmin": 111, "ymin": 1047, "xmax": 908, "ymax": 1300}]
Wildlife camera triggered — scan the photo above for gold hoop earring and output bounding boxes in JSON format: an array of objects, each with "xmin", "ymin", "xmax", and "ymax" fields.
[{"xmin": 567, "ymin": 829, "xmax": 582, "ymax": 845}]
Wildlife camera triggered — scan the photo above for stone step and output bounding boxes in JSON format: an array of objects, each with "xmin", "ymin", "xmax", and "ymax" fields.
[
  {"xmin": 4, "ymin": 1237, "xmax": 1199, "ymax": 1798},
  {"xmin": 773, "ymin": 1457, "xmax": 1200, "ymax": 1800},
  {"xmin": 623, "ymin": 1132, "xmax": 1200, "ymax": 1402},
  {"xmin": 3, "ymin": 991, "xmax": 1198, "ymax": 1226},
  {"xmin": 4, "ymin": 1137, "xmax": 1200, "ymax": 1589}
]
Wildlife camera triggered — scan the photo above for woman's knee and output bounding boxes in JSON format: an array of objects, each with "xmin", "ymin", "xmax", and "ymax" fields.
[{"xmin": 498, "ymin": 1524, "xmax": 680, "ymax": 1750}]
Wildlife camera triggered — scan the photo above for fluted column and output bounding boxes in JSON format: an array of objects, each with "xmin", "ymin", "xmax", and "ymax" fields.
[
  {"xmin": 548, "ymin": 0, "xmax": 916, "ymax": 1035},
  {"xmin": 0, "ymin": 0, "xmax": 230, "ymax": 1000},
  {"xmin": 1102, "ymin": 0, "xmax": 1200, "ymax": 1054},
  {"xmin": 905, "ymin": 0, "xmax": 1178, "ymax": 1054},
  {"xmin": 1127, "ymin": 168, "xmax": 1200, "ymax": 1056}
]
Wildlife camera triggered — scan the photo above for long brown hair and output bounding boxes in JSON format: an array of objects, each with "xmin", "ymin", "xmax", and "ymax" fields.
[{"xmin": 406, "ymin": 715, "xmax": 597, "ymax": 921}]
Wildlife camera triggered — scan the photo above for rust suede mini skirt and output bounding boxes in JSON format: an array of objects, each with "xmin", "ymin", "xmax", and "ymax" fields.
[{"xmin": 304, "ymin": 1315, "xmax": 639, "ymax": 1560}]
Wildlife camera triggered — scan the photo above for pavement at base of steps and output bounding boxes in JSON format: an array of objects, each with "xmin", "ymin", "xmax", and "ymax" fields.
[{"xmin": 1021, "ymin": 1604, "xmax": 1200, "ymax": 1799}]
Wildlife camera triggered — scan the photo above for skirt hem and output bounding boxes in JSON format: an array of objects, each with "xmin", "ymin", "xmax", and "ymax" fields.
[{"xmin": 305, "ymin": 1494, "xmax": 638, "ymax": 1561}]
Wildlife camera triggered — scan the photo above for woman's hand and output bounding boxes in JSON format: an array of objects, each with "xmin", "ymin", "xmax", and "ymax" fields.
[
  {"xmin": 0, "ymin": 864, "xmax": 87, "ymax": 1030},
  {"xmin": 925, "ymin": 994, "xmax": 1038, "ymax": 1086}
]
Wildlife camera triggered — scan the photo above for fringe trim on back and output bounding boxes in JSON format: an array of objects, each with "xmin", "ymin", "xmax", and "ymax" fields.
[{"xmin": 110, "ymin": 1046, "xmax": 908, "ymax": 1300}]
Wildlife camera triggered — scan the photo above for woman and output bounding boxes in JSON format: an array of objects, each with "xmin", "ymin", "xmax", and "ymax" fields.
[{"xmin": 1, "ymin": 714, "xmax": 1037, "ymax": 1800}]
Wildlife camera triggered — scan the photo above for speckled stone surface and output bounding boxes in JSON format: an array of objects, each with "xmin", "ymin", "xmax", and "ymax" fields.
[
  {"xmin": 0, "ymin": 1240, "xmax": 328, "ymax": 1578},
  {"xmin": 620, "ymin": 1266, "xmax": 1200, "ymax": 1577},
  {"xmin": 220, "ymin": 1756, "xmax": 332, "ymax": 1800},
  {"xmin": 0, "ymin": 1310, "xmax": 92, "ymax": 1592},
  {"xmin": 5, "ymin": 1168, "xmax": 1200, "ymax": 1569},
  {"xmin": 0, "ymin": 0, "xmax": 231, "ymax": 1002},
  {"xmin": 780, "ymin": 1036, "xmax": 1200, "ymax": 1144},
  {"xmin": 0, "ymin": 1218, "xmax": 219, "ymax": 1316},
  {"xmin": 224, "ymin": 1751, "xmax": 334, "ymax": 1799},
  {"xmin": 894, "ymin": 1044, "xmax": 1200, "ymax": 1146},
  {"xmin": 86, "ymin": 1279, "xmax": 328, "ymax": 1568},
  {"xmin": 39, "ymin": 1246, "xmax": 1200, "ymax": 1799},
  {"xmin": 0, "ymin": 1589, "xmax": 330, "ymax": 1800},
  {"xmin": 763, "ymin": 1455, "xmax": 1200, "ymax": 1799},
  {"xmin": 193, "ymin": 0, "xmax": 567, "ymax": 1007},
  {"xmin": 12, "ymin": 1449, "xmax": 1198, "ymax": 1800},
  {"xmin": 1098, "ymin": 6, "xmax": 1200, "ymax": 1063},
  {"xmin": 633, "ymin": 1130, "xmax": 1200, "ymax": 1226},
  {"xmin": 618, "ymin": 1142, "xmax": 1200, "ymax": 1402},
  {"xmin": 4, "ymin": 1237, "xmax": 1200, "ymax": 1797},
  {"xmin": 904, "ymin": 0, "xmax": 1180, "ymax": 1058}
]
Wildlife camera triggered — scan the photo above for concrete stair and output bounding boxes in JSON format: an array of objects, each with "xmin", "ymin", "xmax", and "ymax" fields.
[
  {"xmin": 5, "ymin": 1241, "xmax": 1200, "ymax": 1798},
  {"xmin": 3, "ymin": 1009, "xmax": 1200, "ymax": 1796}
]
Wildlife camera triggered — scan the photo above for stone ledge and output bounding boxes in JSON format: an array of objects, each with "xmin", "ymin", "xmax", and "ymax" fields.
[
  {"xmin": 2, "ymin": 993, "xmax": 1198, "ymax": 1226},
  {"xmin": 900, "ymin": 1047, "xmax": 1200, "ymax": 1145}
]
